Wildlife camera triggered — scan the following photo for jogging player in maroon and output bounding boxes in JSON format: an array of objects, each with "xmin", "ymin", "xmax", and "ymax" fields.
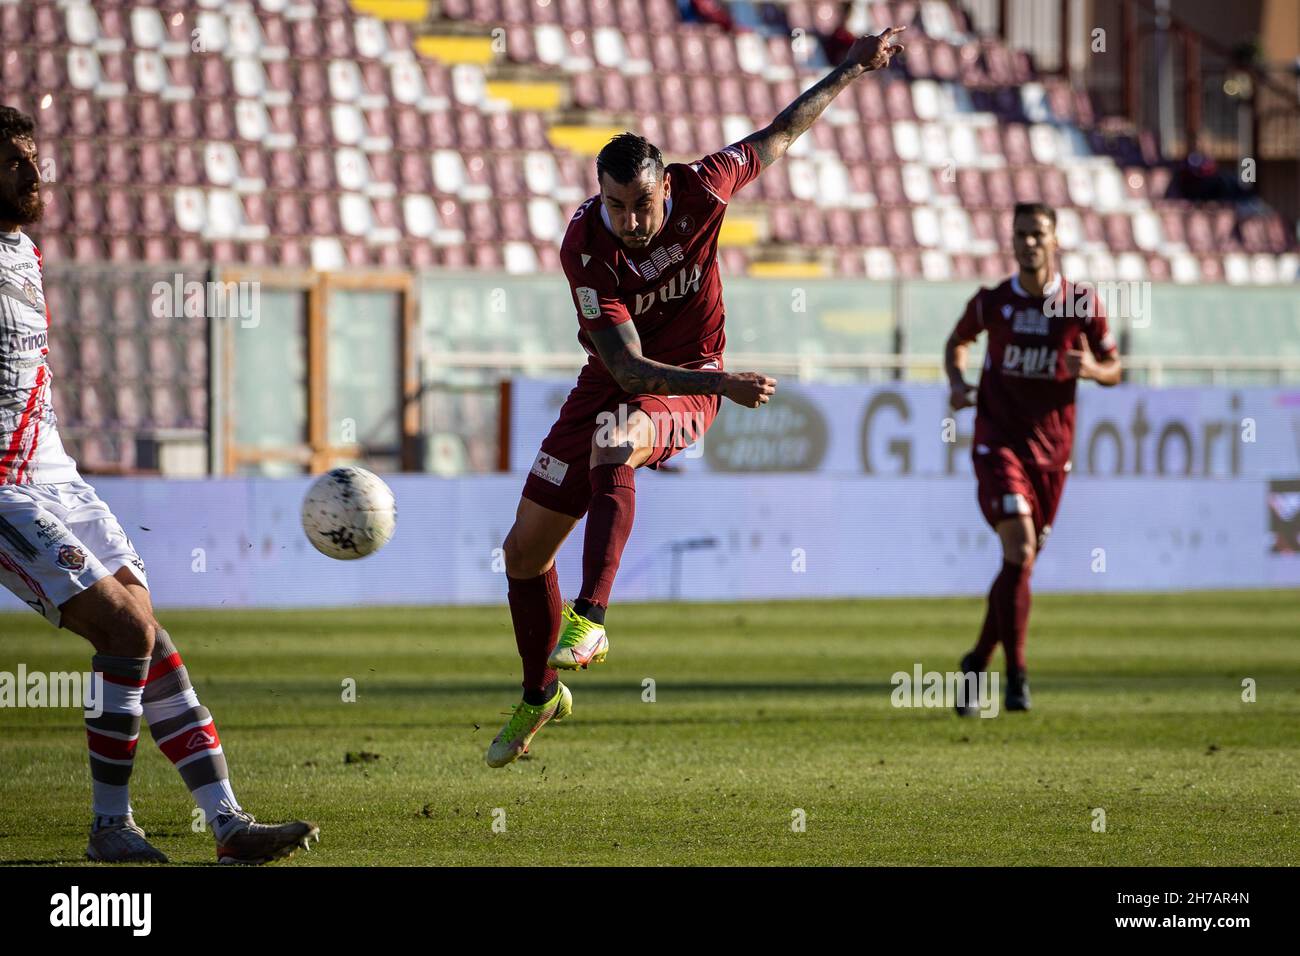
[
  {"xmin": 945, "ymin": 202, "xmax": 1122, "ymax": 714},
  {"xmin": 486, "ymin": 27, "xmax": 907, "ymax": 767}
]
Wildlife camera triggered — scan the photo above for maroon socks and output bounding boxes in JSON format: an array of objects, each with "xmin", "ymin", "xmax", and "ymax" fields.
[
  {"xmin": 506, "ymin": 565, "xmax": 563, "ymax": 698},
  {"xmin": 973, "ymin": 560, "xmax": 1032, "ymax": 675},
  {"xmin": 577, "ymin": 463, "xmax": 636, "ymax": 612}
]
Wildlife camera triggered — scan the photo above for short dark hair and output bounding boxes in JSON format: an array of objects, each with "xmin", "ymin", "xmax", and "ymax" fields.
[
  {"xmin": 596, "ymin": 132, "xmax": 664, "ymax": 186},
  {"xmin": 0, "ymin": 105, "xmax": 36, "ymax": 144},
  {"xmin": 1013, "ymin": 201, "xmax": 1056, "ymax": 226}
]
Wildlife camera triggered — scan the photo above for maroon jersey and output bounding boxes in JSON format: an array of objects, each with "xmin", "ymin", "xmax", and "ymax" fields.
[
  {"xmin": 559, "ymin": 142, "xmax": 761, "ymax": 383},
  {"xmin": 955, "ymin": 274, "xmax": 1118, "ymax": 470}
]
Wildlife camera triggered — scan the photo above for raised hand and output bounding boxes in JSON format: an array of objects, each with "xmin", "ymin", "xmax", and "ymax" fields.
[{"xmin": 843, "ymin": 25, "xmax": 907, "ymax": 73}]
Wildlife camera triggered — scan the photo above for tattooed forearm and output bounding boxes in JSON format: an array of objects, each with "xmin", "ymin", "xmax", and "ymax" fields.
[
  {"xmin": 611, "ymin": 356, "xmax": 727, "ymax": 396},
  {"xmin": 741, "ymin": 62, "xmax": 863, "ymax": 168},
  {"xmin": 589, "ymin": 323, "xmax": 726, "ymax": 396}
]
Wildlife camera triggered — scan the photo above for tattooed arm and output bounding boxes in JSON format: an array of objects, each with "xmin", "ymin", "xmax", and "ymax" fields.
[
  {"xmin": 588, "ymin": 322, "xmax": 776, "ymax": 408},
  {"xmin": 741, "ymin": 26, "xmax": 906, "ymax": 170}
]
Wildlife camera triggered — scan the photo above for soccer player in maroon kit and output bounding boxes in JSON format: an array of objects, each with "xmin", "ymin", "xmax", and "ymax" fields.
[
  {"xmin": 945, "ymin": 202, "xmax": 1122, "ymax": 714},
  {"xmin": 486, "ymin": 28, "xmax": 907, "ymax": 766}
]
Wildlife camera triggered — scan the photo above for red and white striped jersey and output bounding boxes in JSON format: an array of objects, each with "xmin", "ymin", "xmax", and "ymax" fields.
[{"xmin": 0, "ymin": 230, "xmax": 77, "ymax": 484}]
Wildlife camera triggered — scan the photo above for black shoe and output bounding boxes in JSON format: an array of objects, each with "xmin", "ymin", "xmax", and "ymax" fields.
[
  {"xmin": 955, "ymin": 652, "xmax": 981, "ymax": 717},
  {"xmin": 1005, "ymin": 672, "xmax": 1031, "ymax": 711}
]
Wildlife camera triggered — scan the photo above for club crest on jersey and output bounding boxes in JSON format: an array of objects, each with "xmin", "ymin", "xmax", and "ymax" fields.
[
  {"xmin": 635, "ymin": 243, "xmax": 685, "ymax": 281},
  {"xmin": 674, "ymin": 214, "xmax": 694, "ymax": 235},
  {"xmin": 55, "ymin": 545, "xmax": 87, "ymax": 572},
  {"xmin": 22, "ymin": 278, "xmax": 39, "ymax": 306}
]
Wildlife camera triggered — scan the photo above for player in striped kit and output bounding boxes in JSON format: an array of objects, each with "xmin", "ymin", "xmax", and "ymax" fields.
[{"xmin": 0, "ymin": 106, "xmax": 317, "ymax": 863}]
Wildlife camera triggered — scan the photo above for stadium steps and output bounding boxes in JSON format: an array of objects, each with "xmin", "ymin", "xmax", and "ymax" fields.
[
  {"xmin": 413, "ymin": 34, "xmax": 497, "ymax": 64},
  {"xmin": 484, "ymin": 81, "xmax": 567, "ymax": 112},
  {"xmin": 747, "ymin": 261, "xmax": 828, "ymax": 278},
  {"xmin": 349, "ymin": 0, "xmax": 433, "ymax": 23},
  {"xmin": 546, "ymin": 124, "xmax": 629, "ymax": 156},
  {"xmin": 718, "ymin": 218, "xmax": 764, "ymax": 248}
]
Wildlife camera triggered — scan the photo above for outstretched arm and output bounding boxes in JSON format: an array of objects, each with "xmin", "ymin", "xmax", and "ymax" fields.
[
  {"xmin": 589, "ymin": 322, "xmax": 776, "ymax": 408},
  {"xmin": 741, "ymin": 26, "xmax": 906, "ymax": 169}
]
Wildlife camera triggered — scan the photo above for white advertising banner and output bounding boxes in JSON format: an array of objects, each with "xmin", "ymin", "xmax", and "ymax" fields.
[
  {"xmin": 0, "ymin": 469, "xmax": 1296, "ymax": 615},
  {"xmin": 510, "ymin": 380, "xmax": 1300, "ymax": 480},
  {"xmin": 0, "ymin": 383, "xmax": 1296, "ymax": 614}
]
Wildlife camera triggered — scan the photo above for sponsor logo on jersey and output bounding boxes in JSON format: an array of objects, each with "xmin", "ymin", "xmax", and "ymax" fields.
[
  {"xmin": 7, "ymin": 330, "xmax": 48, "ymax": 352},
  {"xmin": 530, "ymin": 451, "xmax": 570, "ymax": 487},
  {"xmin": 1011, "ymin": 309, "xmax": 1049, "ymax": 335},
  {"xmin": 1001, "ymin": 344, "xmax": 1058, "ymax": 378},
  {"xmin": 55, "ymin": 544, "xmax": 87, "ymax": 572},
  {"xmin": 633, "ymin": 262, "xmax": 703, "ymax": 316},
  {"xmin": 33, "ymin": 515, "xmax": 67, "ymax": 547},
  {"xmin": 576, "ymin": 286, "xmax": 600, "ymax": 319},
  {"xmin": 634, "ymin": 243, "xmax": 686, "ymax": 282}
]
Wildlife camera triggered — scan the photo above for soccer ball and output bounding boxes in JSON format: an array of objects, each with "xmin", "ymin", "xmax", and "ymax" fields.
[{"xmin": 301, "ymin": 466, "xmax": 397, "ymax": 560}]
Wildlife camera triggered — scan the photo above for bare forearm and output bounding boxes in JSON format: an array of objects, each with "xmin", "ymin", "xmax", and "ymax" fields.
[
  {"xmin": 1090, "ymin": 358, "xmax": 1122, "ymax": 386},
  {"xmin": 945, "ymin": 335, "xmax": 970, "ymax": 388},
  {"xmin": 608, "ymin": 355, "xmax": 727, "ymax": 396},
  {"xmin": 742, "ymin": 63, "xmax": 863, "ymax": 168}
]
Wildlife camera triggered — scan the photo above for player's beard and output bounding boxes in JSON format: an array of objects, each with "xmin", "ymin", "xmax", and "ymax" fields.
[{"xmin": 0, "ymin": 185, "xmax": 44, "ymax": 226}]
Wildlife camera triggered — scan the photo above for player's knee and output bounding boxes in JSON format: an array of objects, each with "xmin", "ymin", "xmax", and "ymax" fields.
[
  {"xmin": 100, "ymin": 605, "xmax": 156, "ymax": 658},
  {"xmin": 590, "ymin": 429, "xmax": 638, "ymax": 467},
  {"xmin": 502, "ymin": 526, "xmax": 546, "ymax": 579},
  {"xmin": 1006, "ymin": 540, "xmax": 1036, "ymax": 568}
]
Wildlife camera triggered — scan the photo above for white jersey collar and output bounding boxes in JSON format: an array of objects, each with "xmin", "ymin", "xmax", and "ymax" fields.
[{"xmin": 1011, "ymin": 272, "xmax": 1061, "ymax": 299}]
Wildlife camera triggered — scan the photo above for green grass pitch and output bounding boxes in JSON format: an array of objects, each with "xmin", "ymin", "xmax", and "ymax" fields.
[{"xmin": 1, "ymin": 590, "xmax": 1297, "ymax": 866}]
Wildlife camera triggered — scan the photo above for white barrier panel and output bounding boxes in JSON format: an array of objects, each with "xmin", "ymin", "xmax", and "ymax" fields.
[
  {"xmin": 1, "ymin": 472, "xmax": 1296, "ymax": 614},
  {"xmin": 510, "ymin": 381, "xmax": 1300, "ymax": 479}
]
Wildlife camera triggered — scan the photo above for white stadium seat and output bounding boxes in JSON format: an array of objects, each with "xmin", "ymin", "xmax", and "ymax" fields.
[{"xmin": 402, "ymin": 194, "xmax": 441, "ymax": 239}]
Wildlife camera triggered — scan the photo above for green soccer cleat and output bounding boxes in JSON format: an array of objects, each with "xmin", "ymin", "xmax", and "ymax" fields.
[
  {"xmin": 485, "ymin": 682, "xmax": 572, "ymax": 768},
  {"xmin": 547, "ymin": 605, "xmax": 609, "ymax": 670}
]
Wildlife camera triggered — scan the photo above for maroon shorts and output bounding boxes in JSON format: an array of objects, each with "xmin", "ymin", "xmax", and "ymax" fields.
[
  {"xmin": 973, "ymin": 445, "xmax": 1068, "ymax": 547},
  {"xmin": 522, "ymin": 362, "xmax": 722, "ymax": 519}
]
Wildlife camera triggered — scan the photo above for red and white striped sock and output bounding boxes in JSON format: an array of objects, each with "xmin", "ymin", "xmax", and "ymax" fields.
[
  {"xmin": 87, "ymin": 654, "xmax": 149, "ymax": 820},
  {"xmin": 142, "ymin": 629, "xmax": 242, "ymax": 835}
]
